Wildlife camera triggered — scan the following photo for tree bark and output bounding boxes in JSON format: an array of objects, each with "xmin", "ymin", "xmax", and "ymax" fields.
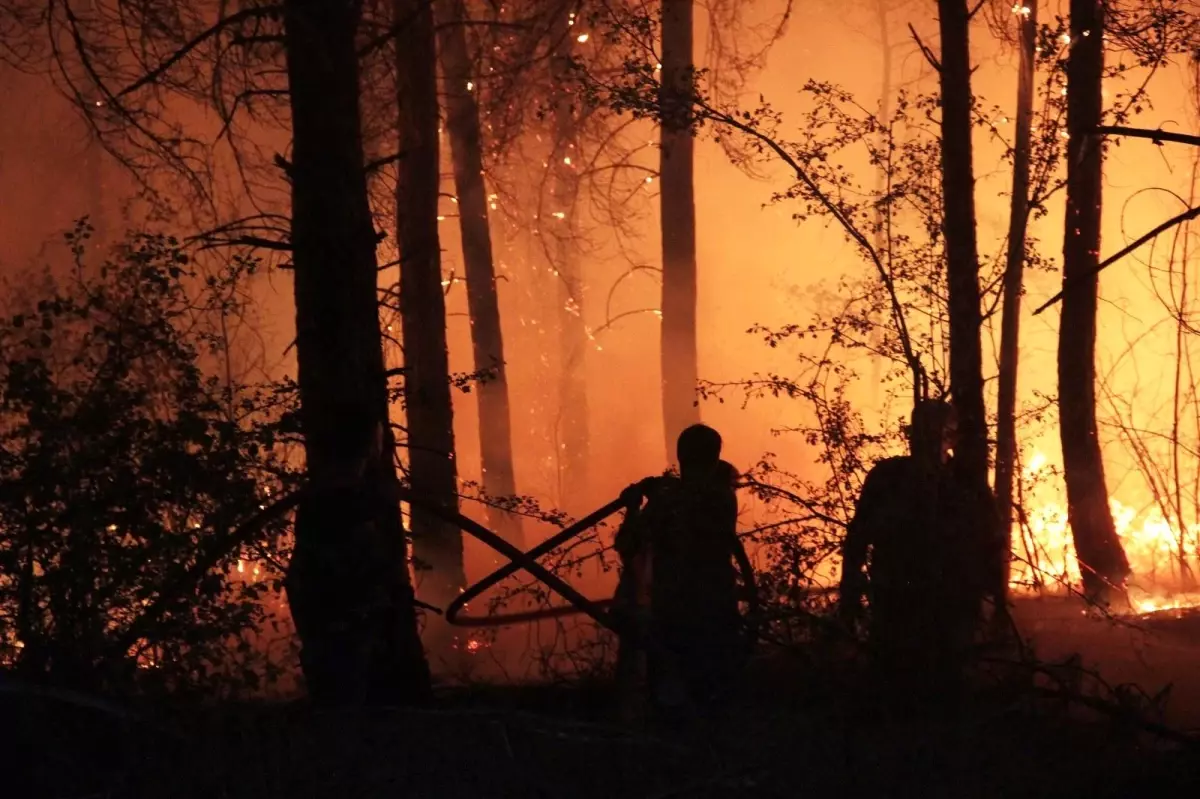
[
  {"xmin": 993, "ymin": 0, "xmax": 1039, "ymax": 607},
  {"xmin": 550, "ymin": 16, "xmax": 590, "ymax": 507},
  {"xmin": 396, "ymin": 0, "xmax": 465, "ymax": 611},
  {"xmin": 659, "ymin": 0, "xmax": 700, "ymax": 460},
  {"xmin": 1059, "ymin": 0, "xmax": 1130, "ymax": 603},
  {"xmin": 282, "ymin": 0, "xmax": 430, "ymax": 705},
  {"xmin": 937, "ymin": 0, "xmax": 997, "ymax": 607},
  {"xmin": 436, "ymin": 0, "xmax": 522, "ymax": 544}
]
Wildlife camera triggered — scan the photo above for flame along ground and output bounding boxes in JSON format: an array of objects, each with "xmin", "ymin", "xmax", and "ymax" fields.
[
  {"xmin": 222, "ymin": 447, "xmax": 1200, "ymax": 639},
  {"xmin": 1012, "ymin": 451, "xmax": 1200, "ymax": 615}
]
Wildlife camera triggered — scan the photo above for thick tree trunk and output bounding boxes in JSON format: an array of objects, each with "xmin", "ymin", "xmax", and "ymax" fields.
[
  {"xmin": 282, "ymin": 0, "xmax": 430, "ymax": 705},
  {"xmin": 1059, "ymin": 0, "xmax": 1130, "ymax": 603},
  {"xmin": 436, "ymin": 0, "xmax": 522, "ymax": 544},
  {"xmin": 550, "ymin": 18, "xmax": 590, "ymax": 508},
  {"xmin": 993, "ymin": 0, "xmax": 1039, "ymax": 607},
  {"xmin": 659, "ymin": 0, "xmax": 700, "ymax": 459},
  {"xmin": 937, "ymin": 0, "xmax": 997, "ymax": 608},
  {"xmin": 396, "ymin": 0, "xmax": 465, "ymax": 611}
]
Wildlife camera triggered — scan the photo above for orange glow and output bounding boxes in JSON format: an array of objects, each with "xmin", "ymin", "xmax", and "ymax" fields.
[{"xmin": 1015, "ymin": 451, "xmax": 1200, "ymax": 613}]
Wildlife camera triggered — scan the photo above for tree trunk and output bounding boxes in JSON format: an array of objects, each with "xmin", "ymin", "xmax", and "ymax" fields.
[
  {"xmin": 1059, "ymin": 0, "xmax": 1130, "ymax": 604},
  {"xmin": 993, "ymin": 0, "xmax": 1039, "ymax": 607},
  {"xmin": 937, "ymin": 0, "xmax": 997, "ymax": 606},
  {"xmin": 396, "ymin": 0, "xmax": 465, "ymax": 611},
  {"xmin": 436, "ymin": 0, "xmax": 522, "ymax": 544},
  {"xmin": 659, "ymin": 0, "xmax": 700, "ymax": 460},
  {"xmin": 550, "ymin": 17, "xmax": 590, "ymax": 508},
  {"xmin": 84, "ymin": 131, "xmax": 108, "ymax": 250},
  {"xmin": 282, "ymin": 0, "xmax": 430, "ymax": 705},
  {"xmin": 867, "ymin": 0, "xmax": 893, "ymax": 400}
]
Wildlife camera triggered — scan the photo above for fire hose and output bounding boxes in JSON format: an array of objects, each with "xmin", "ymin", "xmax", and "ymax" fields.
[
  {"xmin": 203, "ymin": 478, "xmax": 759, "ymax": 637},
  {"xmin": 441, "ymin": 490, "xmax": 763, "ymax": 654},
  {"xmin": 443, "ymin": 496, "xmax": 628, "ymax": 628}
]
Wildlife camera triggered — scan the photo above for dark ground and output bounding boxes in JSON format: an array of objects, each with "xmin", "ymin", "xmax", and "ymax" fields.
[{"xmin": 6, "ymin": 598, "xmax": 1200, "ymax": 798}]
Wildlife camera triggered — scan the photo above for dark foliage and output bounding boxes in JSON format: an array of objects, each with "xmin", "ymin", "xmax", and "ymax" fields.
[{"xmin": 0, "ymin": 224, "xmax": 295, "ymax": 694}]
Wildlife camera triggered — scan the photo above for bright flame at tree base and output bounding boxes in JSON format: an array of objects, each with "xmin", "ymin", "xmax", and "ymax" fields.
[{"xmin": 1012, "ymin": 452, "xmax": 1200, "ymax": 616}]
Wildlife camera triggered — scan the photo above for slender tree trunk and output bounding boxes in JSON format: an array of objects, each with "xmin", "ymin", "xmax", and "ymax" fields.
[
  {"xmin": 436, "ymin": 0, "xmax": 522, "ymax": 544},
  {"xmin": 396, "ymin": 0, "xmax": 464, "ymax": 612},
  {"xmin": 937, "ymin": 0, "xmax": 996, "ymax": 606},
  {"xmin": 550, "ymin": 16, "xmax": 590, "ymax": 508},
  {"xmin": 1059, "ymin": 0, "xmax": 1130, "ymax": 604},
  {"xmin": 84, "ymin": 131, "xmax": 108, "ymax": 250},
  {"xmin": 993, "ymin": 0, "xmax": 1039, "ymax": 607},
  {"xmin": 868, "ymin": 0, "xmax": 892, "ymax": 399},
  {"xmin": 659, "ymin": 0, "xmax": 700, "ymax": 459},
  {"xmin": 282, "ymin": 0, "xmax": 430, "ymax": 705}
]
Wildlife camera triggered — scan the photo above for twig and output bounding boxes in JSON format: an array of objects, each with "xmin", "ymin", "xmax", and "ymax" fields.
[{"xmin": 908, "ymin": 23, "xmax": 941, "ymax": 72}]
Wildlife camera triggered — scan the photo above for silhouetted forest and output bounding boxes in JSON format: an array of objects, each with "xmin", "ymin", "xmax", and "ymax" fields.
[{"xmin": 1, "ymin": 1, "xmax": 1200, "ymax": 796}]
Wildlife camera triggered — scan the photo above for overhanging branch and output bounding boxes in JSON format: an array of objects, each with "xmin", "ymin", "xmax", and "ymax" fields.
[
  {"xmin": 1034, "ymin": 205, "xmax": 1200, "ymax": 315},
  {"xmin": 1096, "ymin": 125, "xmax": 1200, "ymax": 148}
]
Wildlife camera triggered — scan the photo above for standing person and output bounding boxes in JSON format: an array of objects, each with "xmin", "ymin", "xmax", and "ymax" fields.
[
  {"xmin": 838, "ymin": 400, "xmax": 983, "ymax": 710},
  {"xmin": 614, "ymin": 424, "xmax": 754, "ymax": 719}
]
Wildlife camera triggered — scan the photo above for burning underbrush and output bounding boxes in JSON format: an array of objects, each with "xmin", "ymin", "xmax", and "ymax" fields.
[{"xmin": 1011, "ymin": 451, "xmax": 1200, "ymax": 616}]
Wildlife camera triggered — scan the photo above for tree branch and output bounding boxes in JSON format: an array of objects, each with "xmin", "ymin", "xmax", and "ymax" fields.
[
  {"xmin": 115, "ymin": 6, "xmax": 283, "ymax": 98},
  {"xmin": 1033, "ymin": 205, "xmax": 1200, "ymax": 315},
  {"xmin": 1096, "ymin": 125, "xmax": 1200, "ymax": 148},
  {"xmin": 908, "ymin": 23, "xmax": 941, "ymax": 72}
]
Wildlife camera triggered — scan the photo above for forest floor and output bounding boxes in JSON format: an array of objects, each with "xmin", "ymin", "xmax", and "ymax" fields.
[{"xmin": 8, "ymin": 599, "xmax": 1200, "ymax": 799}]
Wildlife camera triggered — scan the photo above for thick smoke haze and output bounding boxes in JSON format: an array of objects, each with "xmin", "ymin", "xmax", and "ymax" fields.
[{"xmin": 2, "ymin": 1, "xmax": 1198, "ymax": 602}]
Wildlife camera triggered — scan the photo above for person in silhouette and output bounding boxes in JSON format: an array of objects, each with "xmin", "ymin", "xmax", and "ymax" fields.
[
  {"xmin": 614, "ymin": 424, "xmax": 754, "ymax": 717},
  {"xmin": 838, "ymin": 399, "xmax": 981, "ymax": 708}
]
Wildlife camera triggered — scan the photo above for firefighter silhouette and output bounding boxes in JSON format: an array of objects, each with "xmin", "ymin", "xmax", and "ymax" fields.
[
  {"xmin": 613, "ymin": 424, "xmax": 754, "ymax": 718},
  {"xmin": 838, "ymin": 400, "xmax": 983, "ymax": 707}
]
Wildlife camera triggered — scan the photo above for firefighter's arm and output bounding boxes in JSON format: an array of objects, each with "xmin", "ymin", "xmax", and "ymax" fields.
[
  {"xmin": 614, "ymin": 477, "xmax": 657, "ymax": 558},
  {"xmin": 732, "ymin": 534, "xmax": 757, "ymax": 602},
  {"xmin": 838, "ymin": 469, "xmax": 881, "ymax": 620}
]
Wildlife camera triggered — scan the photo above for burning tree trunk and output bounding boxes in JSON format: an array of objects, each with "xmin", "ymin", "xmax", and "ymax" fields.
[
  {"xmin": 993, "ymin": 0, "xmax": 1039, "ymax": 606},
  {"xmin": 550, "ymin": 18, "xmax": 590, "ymax": 508},
  {"xmin": 396, "ymin": 0, "xmax": 465, "ymax": 611},
  {"xmin": 659, "ymin": 0, "xmax": 701, "ymax": 459},
  {"xmin": 282, "ymin": 0, "xmax": 430, "ymax": 704},
  {"xmin": 936, "ymin": 0, "xmax": 998, "ymax": 606},
  {"xmin": 436, "ymin": 0, "xmax": 522, "ymax": 543},
  {"xmin": 1059, "ymin": 0, "xmax": 1130, "ymax": 603}
]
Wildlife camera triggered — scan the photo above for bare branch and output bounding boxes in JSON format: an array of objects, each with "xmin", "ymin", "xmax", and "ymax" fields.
[
  {"xmin": 115, "ymin": 6, "xmax": 283, "ymax": 98},
  {"xmin": 1034, "ymin": 205, "xmax": 1200, "ymax": 315},
  {"xmin": 908, "ymin": 23, "xmax": 941, "ymax": 72},
  {"xmin": 1096, "ymin": 125, "xmax": 1200, "ymax": 148}
]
